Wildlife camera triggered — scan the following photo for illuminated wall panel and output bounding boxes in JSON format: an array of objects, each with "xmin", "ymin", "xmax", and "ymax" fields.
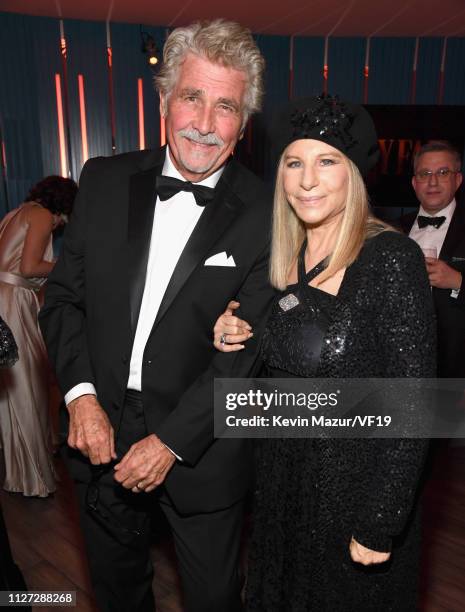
[
  {"xmin": 78, "ymin": 74, "xmax": 89, "ymax": 163},
  {"xmin": 55, "ymin": 73, "xmax": 68, "ymax": 178}
]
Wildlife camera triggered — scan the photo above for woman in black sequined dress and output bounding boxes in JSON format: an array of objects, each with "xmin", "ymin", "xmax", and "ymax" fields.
[{"xmin": 213, "ymin": 96, "xmax": 435, "ymax": 611}]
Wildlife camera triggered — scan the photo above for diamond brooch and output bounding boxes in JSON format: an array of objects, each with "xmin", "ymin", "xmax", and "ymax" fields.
[{"xmin": 279, "ymin": 293, "xmax": 300, "ymax": 312}]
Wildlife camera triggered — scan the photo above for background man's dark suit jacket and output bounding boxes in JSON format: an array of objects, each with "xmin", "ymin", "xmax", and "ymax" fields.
[
  {"xmin": 399, "ymin": 205, "xmax": 465, "ymax": 377},
  {"xmin": 40, "ymin": 146, "xmax": 276, "ymax": 514}
]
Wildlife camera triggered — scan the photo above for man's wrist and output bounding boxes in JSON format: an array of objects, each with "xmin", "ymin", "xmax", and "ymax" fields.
[{"xmin": 450, "ymin": 272, "xmax": 462, "ymax": 298}]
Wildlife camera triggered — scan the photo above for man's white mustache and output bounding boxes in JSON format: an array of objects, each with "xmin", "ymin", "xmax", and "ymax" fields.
[{"xmin": 179, "ymin": 128, "xmax": 224, "ymax": 146}]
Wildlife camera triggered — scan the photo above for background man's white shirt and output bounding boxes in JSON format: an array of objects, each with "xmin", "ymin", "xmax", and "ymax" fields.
[
  {"xmin": 408, "ymin": 199, "xmax": 460, "ymax": 298},
  {"xmin": 409, "ymin": 199, "xmax": 456, "ymax": 255}
]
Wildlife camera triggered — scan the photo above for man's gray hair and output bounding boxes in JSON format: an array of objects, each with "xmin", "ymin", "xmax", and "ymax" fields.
[
  {"xmin": 414, "ymin": 140, "xmax": 462, "ymax": 171},
  {"xmin": 155, "ymin": 19, "xmax": 265, "ymax": 126}
]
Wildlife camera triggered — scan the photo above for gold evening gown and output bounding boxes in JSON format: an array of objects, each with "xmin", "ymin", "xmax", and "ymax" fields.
[{"xmin": 0, "ymin": 202, "xmax": 56, "ymax": 497}]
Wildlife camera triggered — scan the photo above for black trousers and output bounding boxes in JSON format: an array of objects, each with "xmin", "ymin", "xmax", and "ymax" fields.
[{"xmin": 68, "ymin": 391, "xmax": 244, "ymax": 612}]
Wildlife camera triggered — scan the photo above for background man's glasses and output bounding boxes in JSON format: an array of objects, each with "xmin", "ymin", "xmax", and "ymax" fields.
[{"xmin": 415, "ymin": 168, "xmax": 460, "ymax": 182}]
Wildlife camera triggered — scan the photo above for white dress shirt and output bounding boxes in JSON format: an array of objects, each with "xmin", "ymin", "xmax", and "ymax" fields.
[
  {"xmin": 408, "ymin": 199, "xmax": 460, "ymax": 298},
  {"xmin": 64, "ymin": 148, "xmax": 223, "ymax": 406},
  {"xmin": 409, "ymin": 199, "xmax": 456, "ymax": 255}
]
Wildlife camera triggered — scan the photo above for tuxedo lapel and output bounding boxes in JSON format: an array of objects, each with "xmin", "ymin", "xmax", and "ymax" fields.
[
  {"xmin": 153, "ymin": 160, "xmax": 244, "ymax": 329},
  {"xmin": 127, "ymin": 151, "xmax": 165, "ymax": 333},
  {"xmin": 439, "ymin": 206, "xmax": 465, "ymax": 260}
]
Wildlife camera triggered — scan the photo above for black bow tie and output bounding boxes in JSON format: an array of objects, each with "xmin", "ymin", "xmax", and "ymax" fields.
[
  {"xmin": 155, "ymin": 175, "xmax": 215, "ymax": 207},
  {"xmin": 417, "ymin": 215, "xmax": 446, "ymax": 229}
]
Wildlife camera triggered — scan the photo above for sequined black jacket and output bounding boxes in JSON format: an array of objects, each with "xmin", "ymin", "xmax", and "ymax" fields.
[{"xmin": 247, "ymin": 231, "xmax": 436, "ymax": 612}]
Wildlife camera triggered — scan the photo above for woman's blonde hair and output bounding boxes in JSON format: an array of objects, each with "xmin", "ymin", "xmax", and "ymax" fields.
[
  {"xmin": 155, "ymin": 19, "xmax": 265, "ymax": 128},
  {"xmin": 269, "ymin": 149, "xmax": 392, "ymax": 290}
]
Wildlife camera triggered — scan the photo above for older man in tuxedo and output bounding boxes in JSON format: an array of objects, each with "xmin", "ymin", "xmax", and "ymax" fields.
[
  {"xmin": 40, "ymin": 20, "xmax": 275, "ymax": 612},
  {"xmin": 400, "ymin": 141, "xmax": 464, "ymax": 376}
]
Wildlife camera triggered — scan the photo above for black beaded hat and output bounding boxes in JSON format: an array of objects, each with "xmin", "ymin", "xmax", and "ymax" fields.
[{"xmin": 274, "ymin": 94, "xmax": 380, "ymax": 175}]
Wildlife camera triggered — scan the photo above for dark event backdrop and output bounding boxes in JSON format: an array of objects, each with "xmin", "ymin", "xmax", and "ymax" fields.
[{"xmin": 1, "ymin": 11, "xmax": 465, "ymax": 216}]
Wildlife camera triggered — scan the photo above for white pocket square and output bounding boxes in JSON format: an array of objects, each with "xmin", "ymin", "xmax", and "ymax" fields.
[{"xmin": 204, "ymin": 252, "xmax": 236, "ymax": 267}]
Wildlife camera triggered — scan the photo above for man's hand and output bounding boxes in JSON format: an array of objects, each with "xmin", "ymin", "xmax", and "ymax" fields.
[
  {"xmin": 114, "ymin": 434, "xmax": 176, "ymax": 493},
  {"xmin": 426, "ymin": 258, "xmax": 462, "ymax": 290},
  {"xmin": 67, "ymin": 394, "xmax": 116, "ymax": 464},
  {"xmin": 349, "ymin": 537, "xmax": 391, "ymax": 565}
]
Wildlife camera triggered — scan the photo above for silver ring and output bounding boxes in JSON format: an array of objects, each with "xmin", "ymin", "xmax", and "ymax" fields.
[
  {"xmin": 220, "ymin": 333, "xmax": 227, "ymax": 345},
  {"xmin": 136, "ymin": 482, "xmax": 144, "ymax": 490}
]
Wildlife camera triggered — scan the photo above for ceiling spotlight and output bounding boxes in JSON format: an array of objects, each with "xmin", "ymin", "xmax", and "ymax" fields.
[{"xmin": 140, "ymin": 29, "xmax": 160, "ymax": 68}]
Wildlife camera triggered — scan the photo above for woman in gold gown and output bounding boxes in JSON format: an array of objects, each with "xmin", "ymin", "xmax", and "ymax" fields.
[{"xmin": 0, "ymin": 176, "xmax": 76, "ymax": 497}]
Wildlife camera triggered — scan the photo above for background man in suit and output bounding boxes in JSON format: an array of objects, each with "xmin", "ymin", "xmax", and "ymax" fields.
[
  {"xmin": 400, "ymin": 141, "xmax": 464, "ymax": 376},
  {"xmin": 40, "ymin": 20, "xmax": 275, "ymax": 612}
]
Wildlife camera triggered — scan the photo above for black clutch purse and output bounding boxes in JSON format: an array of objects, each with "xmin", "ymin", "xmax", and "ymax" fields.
[{"xmin": 0, "ymin": 316, "xmax": 18, "ymax": 368}]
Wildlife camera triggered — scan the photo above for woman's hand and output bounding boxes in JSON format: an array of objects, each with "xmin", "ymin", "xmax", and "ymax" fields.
[
  {"xmin": 349, "ymin": 537, "xmax": 391, "ymax": 565},
  {"xmin": 213, "ymin": 300, "xmax": 253, "ymax": 352}
]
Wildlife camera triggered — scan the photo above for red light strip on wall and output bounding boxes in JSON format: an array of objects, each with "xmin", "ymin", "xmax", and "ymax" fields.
[
  {"xmin": 78, "ymin": 74, "xmax": 89, "ymax": 163},
  {"xmin": 58, "ymin": 19, "xmax": 72, "ymax": 178},
  {"xmin": 55, "ymin": 73, "xmax": 68, "ymax": 178},
  {"xmin": 160, "ymin": 116, "xmax": 166, "ymax": 147},
  {"xmin": 107, "ymin": 44, "xmax": 117, "ymax": 154},
  {"xmin": 60, "ymin": 36, "xmax": 67, "ymax": 59},
  {"xmin": 137, "ymin": 78, "xmax": 145, "ymax": 150},
  {"xmin": 363, "ymin": 38, "xmax": 371, "ymax": 104},
  {"xmin": 323, "ymin": 36, "xmax": 329, "ymax": 95},
  {"xmin": 1, "ymin": 140, "xmax": 6, "ymax": 171}
]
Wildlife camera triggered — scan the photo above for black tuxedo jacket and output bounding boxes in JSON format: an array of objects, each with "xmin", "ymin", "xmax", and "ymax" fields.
[
  {"xmin": 40, "ymin": 147, "xmax": 276, "ymax": 513},
  {"xmin": 399, "ymin": 206, "xmax": 465, "ymax": 377}
]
